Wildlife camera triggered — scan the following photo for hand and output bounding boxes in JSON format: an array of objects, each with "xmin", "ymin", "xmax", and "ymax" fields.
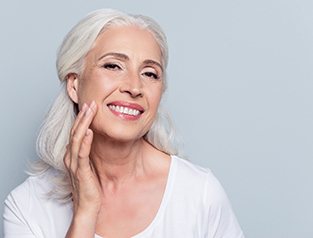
[{"xmin": 64, "ymin": 101, "xmax": 101, "ymax": 237}]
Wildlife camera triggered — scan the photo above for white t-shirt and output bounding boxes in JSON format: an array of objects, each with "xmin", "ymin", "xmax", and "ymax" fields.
[{"xmin": 3, "ymin": 156, "xmax": 244, "ymax": 238}]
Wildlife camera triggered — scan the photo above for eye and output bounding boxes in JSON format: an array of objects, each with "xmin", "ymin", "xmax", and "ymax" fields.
[
  {"xmin": 142, "ymin": 71, "xmax": 160, "ymax": 80},
  {"xmin": 103, "ymin": 63, "xmax": 121, "ymax": 70},
  {"xmin": 143, "ymin": 72, "xmax": 158, "ymax": 79}
]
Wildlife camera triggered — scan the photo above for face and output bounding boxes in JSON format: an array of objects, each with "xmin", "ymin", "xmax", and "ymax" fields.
[{"xmin": 67, "ymin": 25, "xmax": 164, "ymax": 142}]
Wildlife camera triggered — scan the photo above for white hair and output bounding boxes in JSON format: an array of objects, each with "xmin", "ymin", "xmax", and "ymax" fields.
[{"xmin": 31, "ymin": 9, "xmax": 179, "ymax": 201}]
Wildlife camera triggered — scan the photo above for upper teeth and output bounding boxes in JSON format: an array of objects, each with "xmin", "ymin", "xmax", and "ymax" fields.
[{"xmin": 109, "ymin": 105, "xmax": 140, "ymax": 116}]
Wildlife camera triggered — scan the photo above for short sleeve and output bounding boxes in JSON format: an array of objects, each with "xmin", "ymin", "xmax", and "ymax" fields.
[{"xmin": 203, "ymin": 171, "xmax": 245, "ymax": 238}]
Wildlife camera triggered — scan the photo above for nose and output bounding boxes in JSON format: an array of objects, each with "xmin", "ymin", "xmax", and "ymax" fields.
[{"xmin": 119, "ymin": 72, "xmax": 143, "ymax": 98}]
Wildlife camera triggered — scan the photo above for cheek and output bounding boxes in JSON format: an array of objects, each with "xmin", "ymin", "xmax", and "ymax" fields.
[
  {"xmin": 148, "ymin": 90, "xmax": 163, "ymax": 112},
  {"xmin": 77, "ymin": 78, "xmax": 117, "ymax": 104}
]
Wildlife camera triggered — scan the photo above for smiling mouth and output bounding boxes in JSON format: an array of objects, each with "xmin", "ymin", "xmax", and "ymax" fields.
[{"xmin": 108, "ymin": 104, "xmax": 143, "ymax": 116}]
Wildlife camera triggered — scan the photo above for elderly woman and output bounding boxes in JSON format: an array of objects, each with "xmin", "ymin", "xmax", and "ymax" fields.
[{"xmin": 4, "ymin": 9, "xmax": 244, "ymax": 238}]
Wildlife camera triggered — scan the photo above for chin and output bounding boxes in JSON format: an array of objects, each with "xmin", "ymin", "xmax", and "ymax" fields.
[
  {"xmin": 90, "ymin": 114, "xmax": 154, "ymax": 143},
  {"xmin": 93, "ymin": 125, "xmax": 147, "ymax": 143}
]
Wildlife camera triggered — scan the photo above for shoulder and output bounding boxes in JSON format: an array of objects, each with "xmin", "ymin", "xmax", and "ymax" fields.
[
  {"xmin": 171, "ymin": 155, "xmax": 224, "ymax": 197},
  {"xmin": 4, "ymin": 169, "xmax": 63, "ymax": 214},
  {"xmin": 8, "ymin": 170, "xmax": 54, "ymax": 200},
  {"xmin": 4, "ymin": 169, "xmax": 72, "ymax": 237},
  {"xmin": 171, "ymin": 155, "xmax": 238, "ymax": 215},
  {"xmin": 169, "ymin": 155, "xmax": 230, "ymax": 211},
  {"xmin": 170, "ymin": 156, "xmax": 244, "ymax": 237}
]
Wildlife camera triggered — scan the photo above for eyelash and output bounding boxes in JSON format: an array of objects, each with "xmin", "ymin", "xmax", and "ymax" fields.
[
  {"xmin": 142, "ymin": 71, "xmax": 160, "ymax": 80},
  {"xmin": 102, "ymin": 63, "xmax": 121, "ymax": 70},
  {"xmin": 102, "ymin": 63, "xmax": 160, "ymax": 80}
]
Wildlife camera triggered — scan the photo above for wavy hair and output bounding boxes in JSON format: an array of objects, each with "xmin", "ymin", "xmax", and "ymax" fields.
[{"xmin": 31, "ymin": 9, "xmax": 179, "ymax": 200}]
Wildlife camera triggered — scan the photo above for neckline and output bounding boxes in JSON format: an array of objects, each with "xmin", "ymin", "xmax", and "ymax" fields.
[{"xmin": 95, "ymin": 155, "xmax": 177, "ymax": 238}]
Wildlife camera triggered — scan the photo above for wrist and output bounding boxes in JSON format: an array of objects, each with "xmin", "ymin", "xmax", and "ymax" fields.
[
  {"xmin": 73, "ymin": 208, "xmax": 99, "ymax": 224},
  {"xmin": 66, "ymin": 211, "xmax": 98, "ymax": 238}
]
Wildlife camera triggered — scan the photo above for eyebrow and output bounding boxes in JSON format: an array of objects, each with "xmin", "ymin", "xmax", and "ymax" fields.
[
  {"xmin": 143, "ymin": 59, "xmax": 163, "ymax": 72},
  {"xmin": 98, "ymin": 52, "xmax": 128, "ymax": 61},
  {"xmin": 98, "ymin": 52, "xmax": 163, "ymax": 72}
]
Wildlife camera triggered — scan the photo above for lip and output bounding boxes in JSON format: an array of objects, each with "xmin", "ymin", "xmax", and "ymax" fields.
[
  {"xmin": 108, "ymin": 101, "xmax": 145, "ymax": 111},
  {"xmin": 107, "ymin": 101, "xmax": 145, "ymax": 121}
]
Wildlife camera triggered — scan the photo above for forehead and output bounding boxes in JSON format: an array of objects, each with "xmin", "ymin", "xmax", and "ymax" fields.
[{"xmin": 89, "ymin": 25, "xmax": 162, "ymax": 63}]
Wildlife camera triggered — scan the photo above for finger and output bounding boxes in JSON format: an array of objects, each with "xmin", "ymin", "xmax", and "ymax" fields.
[
  {"xmin": 68, "ymin": 102, "xmax": 96, "ymax": 175},
  {"xmin": 70, "ymin": 103, "xmax": 88, "ymax": 137},
  {"xmin": 63, "ymin": 147, "xmax": 77, "ymax": 195},
  {"xmin": 68, "ymin": 103, "xmax": 88, "ymax": 174},
  {"xmin": 77, "ymin": 129, "xmax": 94, "ymax": 170},
  {"xmin": 71, "ymin": 101, "xmax": 97, "ymax": 139},
  {"xmin": 63, "ymin": 146, "xmax": 71, "ymax": 169},
  {"xmin": 70, "ymin": 101, "xmax": 97, "ymax": 162},
  {"xmin": 65, "ymin": 143, "xmax": 80, "ymax": 174},
  {"xmin": 64, "ymin": 147, "xmax": 77, "ymax": 181}
]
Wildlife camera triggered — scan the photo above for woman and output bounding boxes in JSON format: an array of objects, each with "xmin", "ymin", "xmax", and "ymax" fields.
[{"xmin": 4, "ymin": 9, "xmax": 244, "ymax": 238}]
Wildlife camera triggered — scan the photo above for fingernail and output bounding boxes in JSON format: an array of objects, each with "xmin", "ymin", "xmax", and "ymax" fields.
[
  {"xmin": 81, "ymin": 103, "xmax": 87, "ymax": 112},
  {"xmin": 85, "ymin": 107, "xmax": 91, "ymax": 116},
  {"xmin": 85, "ymin": 129, "xmax": 91, "ymax": 136},
  {"xmin": 90, "ymin": 100, "xmax": 96, "ymax": 108}
]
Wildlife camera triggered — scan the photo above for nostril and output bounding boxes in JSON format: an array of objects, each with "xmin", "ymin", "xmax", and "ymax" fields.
[
  {"xmin": 130, "ymin": 88, "xmax": 143, "ymax": 97},
  {"xmin": 119, "ymin": 84, "xmax": 143, "ymax": 97}
]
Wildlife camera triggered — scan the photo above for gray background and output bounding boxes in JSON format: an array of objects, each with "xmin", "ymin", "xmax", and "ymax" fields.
[{"xmin": 1, "ymin": 0, "xmax": 312, "ymax": 237}]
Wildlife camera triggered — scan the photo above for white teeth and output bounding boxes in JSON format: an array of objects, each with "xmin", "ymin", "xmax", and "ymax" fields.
[{"xmin": 108, "ymin": 105, "xmax": 140, "ymax": 116}]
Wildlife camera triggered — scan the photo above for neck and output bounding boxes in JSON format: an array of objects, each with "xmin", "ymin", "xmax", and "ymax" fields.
[{"xmin": 90, "ymin": 134, "xmax": 149, "ymax": 189}]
